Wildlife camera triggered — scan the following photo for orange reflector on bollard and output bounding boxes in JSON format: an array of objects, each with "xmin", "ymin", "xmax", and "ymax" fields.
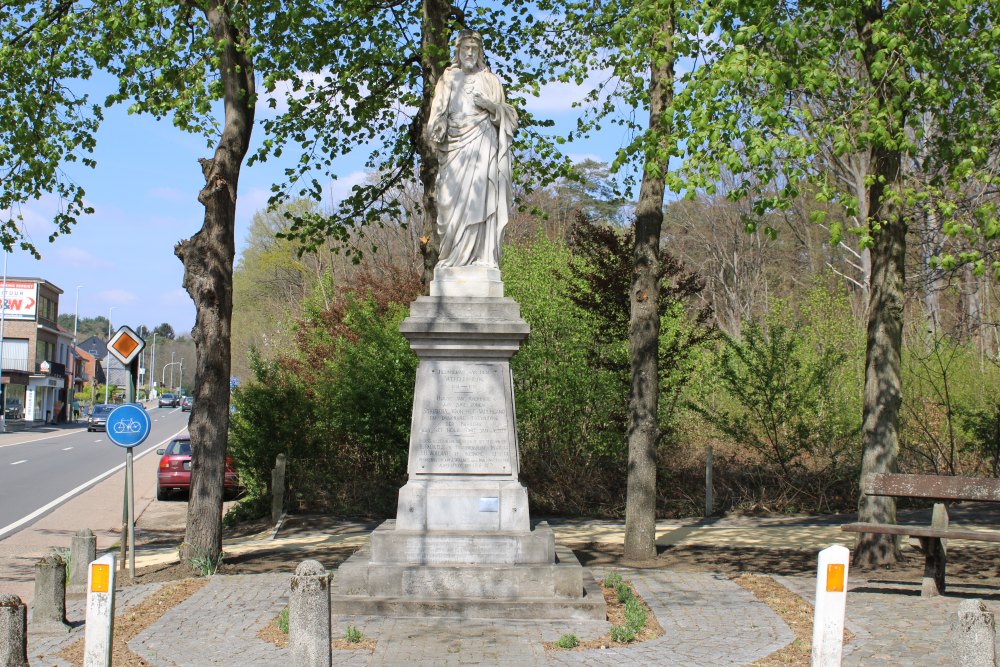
[
  {"xmin": 91, "ymin": 564, "xmax": 110, "ymax": 593},
  {"xmin": 826, "ymin": 563, "xmax": 845, "ymax": 592}
]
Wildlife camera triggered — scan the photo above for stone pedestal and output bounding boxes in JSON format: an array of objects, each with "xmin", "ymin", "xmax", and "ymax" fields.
[{"xmin": 330, "ymin": 295, "xmax": 605, "ymax": 620}]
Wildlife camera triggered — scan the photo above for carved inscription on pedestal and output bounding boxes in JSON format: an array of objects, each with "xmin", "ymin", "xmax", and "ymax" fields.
[{"xmin": 410, "ymin": 361, "xmax": 513, "ymax": 474}]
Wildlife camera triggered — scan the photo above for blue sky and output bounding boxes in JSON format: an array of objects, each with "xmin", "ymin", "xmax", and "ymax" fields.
[{"xmin": 8, "ymin": 67, "xmax": 622, "ymax": 336}]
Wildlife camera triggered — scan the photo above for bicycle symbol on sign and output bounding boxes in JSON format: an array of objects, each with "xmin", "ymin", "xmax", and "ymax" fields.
[{"xmin": 113, "ymin": 418, "xmax": 142, "ymax": 434}]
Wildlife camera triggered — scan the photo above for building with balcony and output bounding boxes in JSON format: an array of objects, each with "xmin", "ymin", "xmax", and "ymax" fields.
[{"xmin": 0, "ymin": 278, "xmax": 75, "ymax": 423}]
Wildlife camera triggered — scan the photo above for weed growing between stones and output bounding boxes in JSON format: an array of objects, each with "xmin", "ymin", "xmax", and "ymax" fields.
[
  {"xmin": 183, "ymin": 545, "xmax": 224, "ymax": 576},
  {"xmin": 554, "ymin": 634, "xmax": 579, "ymax": 648},
  {"xmin": 278, "ymin": 607, "xmax": 289, "ymax": 634},
  {"xmin": 345, "ymin": 625, "xmax": 364, "ymax": 643}
]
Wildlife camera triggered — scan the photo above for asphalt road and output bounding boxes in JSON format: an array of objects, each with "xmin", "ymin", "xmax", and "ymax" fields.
[{"xmin": 0, "ymin": 405, "xmax": 191, "ymax": 538}]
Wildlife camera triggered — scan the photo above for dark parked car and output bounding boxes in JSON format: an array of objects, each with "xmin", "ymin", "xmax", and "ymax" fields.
[
  {"xmin": 156, "ymin": 436, "xmax": 239, "ymax": 500},
  {"xmin": 158, "ymin": 393, "xmax": 180, "ymax": 408},
  {"xmin": 87, "ymin": 404, "xmax": 116, "ymax": 432},
  {"xmin": 181, "ymin": 396, "xmax": 193, "ymax": 412}
]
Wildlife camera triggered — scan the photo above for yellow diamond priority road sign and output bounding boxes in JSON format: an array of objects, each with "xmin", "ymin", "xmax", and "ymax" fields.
[{"xmin": 107, "ymin": 326, "xmax": 146, "ymax": 365}]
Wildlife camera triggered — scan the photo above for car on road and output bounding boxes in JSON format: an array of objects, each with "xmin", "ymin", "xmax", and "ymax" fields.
[
  {"xmin": 158, "ymin": 393, "xmax": 180, "ymax": 408},
  {"xmin": 156, "ymin": 435, "xmax": 239, "ymax": 500},
  {"xmin": 181, "ymin": 396, "xmax": 193, "ymax": 412},
  {"xmin": 86, "ymin": 404, "xmax": 116, "ymax": 432}
]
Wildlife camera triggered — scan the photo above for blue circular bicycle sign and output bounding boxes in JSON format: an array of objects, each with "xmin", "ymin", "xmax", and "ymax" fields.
[{"xmin": 106, "ymin": 404, "xmax": 152, "ymax": 448}]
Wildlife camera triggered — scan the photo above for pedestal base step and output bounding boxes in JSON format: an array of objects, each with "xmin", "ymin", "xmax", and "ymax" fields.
[
  {"xmin": 371, "ymin": 520, "xmax": 555, "ymax": 564},
  {"xmin": 330, "ymin": 544, "xmax": 607, "ymax": 621}
]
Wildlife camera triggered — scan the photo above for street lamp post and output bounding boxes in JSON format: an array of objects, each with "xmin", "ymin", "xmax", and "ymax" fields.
[
  {"xmin": 150, "ymin": 332, "xmax": 157, "ymax": 398},
  {"xmin": 179, "ymin": 358, "xmax": 183, "ymax": 395},
  {"xmin": 104, "ymin": 306, "xmax": 116, "ymax": 404},
  {"xmin": 73, "ymin": 286, "xmax": 83, "ymax": 347},
  {"xmin": 170, "ymin": 352, "xmax": 175, "ymax": 393},
  {"xmin": 0, "ymin": 251, "xmax": 8, "ymax": 434},
  {"xmin": 72, "ymin": 285, "xmax": 83, "ymax": 421}
]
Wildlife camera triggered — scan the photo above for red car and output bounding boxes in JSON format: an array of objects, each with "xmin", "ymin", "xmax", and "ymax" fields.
[{"xmin": 156, "ymin": 436, "xmax": 239, "ymax": 500}]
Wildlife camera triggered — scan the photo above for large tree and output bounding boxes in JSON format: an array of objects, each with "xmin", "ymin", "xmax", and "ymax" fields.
[
  {"xmin": 2, "ymin": 0, "xmax": 567, "ymax": 565},
  {"xmin": 536, "ymin": 0, "xmax": 725, "ymax": 559},
  {"xmin": 677, "ymin": 0, "xmax": 999, "ymax": 567}
]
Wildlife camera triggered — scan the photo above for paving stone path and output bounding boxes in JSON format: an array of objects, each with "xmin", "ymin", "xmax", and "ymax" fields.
[
  {"xmin": 23, "ymin": 567, "xmax": 1000, "ymax": 666},
  {"xmin": 777, "ymin": 574, "xmax": 1000, "ymax": 667},
  {"xmin": 27, "ymin": 581, "xmax": 166, "ymax": 667}
]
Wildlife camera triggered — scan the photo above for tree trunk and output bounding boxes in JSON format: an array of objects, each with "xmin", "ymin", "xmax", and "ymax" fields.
[
  {"xmin": 624, "ymin": 10, "xmax": 674, "ymax": 562},
  {"xmin": 853, "ymin": 0, "xmax": 904, "ymax": 569},
  {"xmin": 414, "ymin": 0, "xmax": 454, "ymax": 290},
  {"xmin": 177, "ymin": 0, "xmax": 255, "ymax": 568}
]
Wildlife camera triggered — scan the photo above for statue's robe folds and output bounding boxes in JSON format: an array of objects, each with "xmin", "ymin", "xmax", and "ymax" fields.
[{"xmin": 427, "ymin": 66, "xmax": 517, "ymax": 269}]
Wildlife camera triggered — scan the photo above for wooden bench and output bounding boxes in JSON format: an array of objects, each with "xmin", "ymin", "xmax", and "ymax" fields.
[{"xmin": 841, "ymin": 473, "xmax": 1000, "ymax": 596}]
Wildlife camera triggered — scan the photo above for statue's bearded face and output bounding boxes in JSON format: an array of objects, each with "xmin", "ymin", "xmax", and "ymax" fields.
[{"xmin": 458, "ymin": 39, "xmax": 481, "ymax": 72}]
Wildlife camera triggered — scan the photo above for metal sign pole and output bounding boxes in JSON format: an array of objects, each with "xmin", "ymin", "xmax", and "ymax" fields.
[
  {"xmin": 127, "ymin": 447, "xmax": 135, "ymax": 578},
  {"xmin": 104, "ymin": 328, "xmax": 149, "ymax": 584},
  {"xmin": 119, "ymin": 482, "xmax": 127, "ymax": 578},
  {"xmin": 126, "ymin": 358, "xmax": 137, "ymax": 579}
]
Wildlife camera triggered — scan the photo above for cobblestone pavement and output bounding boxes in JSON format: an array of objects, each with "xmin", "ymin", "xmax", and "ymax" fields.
[
  {"xmin": 27, "ymin": 582, "xmax": 165, "ymax": 667},
  {"xmin": 129, "ymin": 573, "xmax": 290, "ymax": 666},
  {"xmin": 23, "ymin": 563, "xmax": 1000, "ymax": 666},
  {"xmin": 778, "ymin": 574, "xmax": 1000, "ymax": 666}
]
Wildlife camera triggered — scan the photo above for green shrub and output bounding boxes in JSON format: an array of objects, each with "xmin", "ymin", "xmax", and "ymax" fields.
[
  {"xmin": 615, "ymin": 581, "xmax": 633, "ymax": 604},
  {"xmin": 610, "ymin": 625, "xmax": 636, "ymax": 643},
  {"xmin": 344, "ymin": 626, "xmax": 363, "ymax": 643},
  {"xmin": 554, "ymin": 634, "xmax": 579, "ymax": 649},
  {"xmin": 603, "ymin": 572, "xmax": 622, "ymax": 589},
  {"xmin": 624, "ymin": 598, "xmax": 646, "ymax": 631},
  {"xmin": 228, "ymin": 272, "xmax": 420, "ymax": 517}
]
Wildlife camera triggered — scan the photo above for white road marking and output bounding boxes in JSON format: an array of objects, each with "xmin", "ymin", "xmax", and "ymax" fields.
[
  {"xmin": 0, "ymin": 429, "xmax": 78, "ymax": 449},
  {"xmin": 10, "ymin": 460, "xmax": 26, "ymax": 465},
  {"xmin": 0, "ymin": 427, "xmax": 188, "ymax": 540},
  {"xmin": 62, "ymin": 447, "xmax": 73, "ymax": 451}
]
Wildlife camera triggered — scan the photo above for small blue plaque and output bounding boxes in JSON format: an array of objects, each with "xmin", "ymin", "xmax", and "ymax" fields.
[{"xmin": 479, "ymin": 497, "xmax": 499, "ymax": 512}]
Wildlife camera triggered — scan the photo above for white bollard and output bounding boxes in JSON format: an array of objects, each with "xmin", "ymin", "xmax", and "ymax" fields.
[
  {"xmin": 811, "ymin": 544, "xmax": 849, "ymax": 667},
  {"xmin": 83, "ymin": 553, "xmax": 116, "ymax": 667}
]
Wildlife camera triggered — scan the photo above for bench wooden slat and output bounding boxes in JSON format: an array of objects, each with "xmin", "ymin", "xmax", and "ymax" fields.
[
  {"xmin": 841, "ymin": 522, "xmax": 1000, "ymax": 543},
  {"xmin": 864, "ymin": 473, "xmax": 1000, "ymax": 501}
]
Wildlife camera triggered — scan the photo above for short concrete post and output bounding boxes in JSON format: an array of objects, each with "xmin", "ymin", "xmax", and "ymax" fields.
[
  {"xmin": 811, "ymin": 544, "xmax": 850, "ymax": 667},
  {"xmin": 289, "ymin": 559, "xmax": 331, "ymax": 667},
  {"xmin": 31, "ymin": 554, "xmax": 71, "ymax": 633},
  {"xmin": 69, "ymin": 528, "xmax": 97, "ymax": 589},
  {"xmin": 84, "ymin": 553, "xmax": 116, "ymax": 667},
  {"xmin": 951, "ymin": 599, "xmax": 996, "ymax": 667},
  {"xmin": 272, "ymin": 453, "xmax": 287, "ymax": 524},
  {"xmin": 0, "ymin": 594, "xmax": 29, "ymax": 667}
]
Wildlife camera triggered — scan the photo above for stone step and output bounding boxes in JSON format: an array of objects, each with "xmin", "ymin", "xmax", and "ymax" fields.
[
  {"xmin": 370, "ymin": 521, "xmax": 555, "ymax": 565},
  {"xmin": 331, "ymin": 559, "xmax": 607, "ymax": 621}
]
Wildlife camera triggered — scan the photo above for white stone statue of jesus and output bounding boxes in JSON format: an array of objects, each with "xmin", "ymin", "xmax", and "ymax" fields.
[{"xmin": 426, "ymin": 30, "xmax": 517, "ymax": 278}]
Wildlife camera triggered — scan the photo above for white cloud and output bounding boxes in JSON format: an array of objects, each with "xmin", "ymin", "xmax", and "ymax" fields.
[
  {"xmin": 148, "ymin": 186, "xmax": 188, "ymax": 202},
  {"xmin": 237, "ymin": 187, "xmax": 271, "ymax": 217},
  {"xmin": 96, "ymin": 288, "xmax": 139, "ymax": 305},
  {"xmin": 523, "ymin": 79, "xmax": 596, "ymax": 114},
  {"xmin": 257, "ymin": 70, "xmax": 336, "ymax": 115},
  {"xmin": 328, "ymin": 171, "xmax": 369, "ymax": 204},
  {"xmin": 162, "ymin": 288, "xmax": 190, "ymax": 305},
  {"xmin": 566, "ymin": 152, "xmax": 603, "ymax": 165},
  {"xmin": 50, "ymin": 246, "xmax": 113, "ymax": 270}
]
